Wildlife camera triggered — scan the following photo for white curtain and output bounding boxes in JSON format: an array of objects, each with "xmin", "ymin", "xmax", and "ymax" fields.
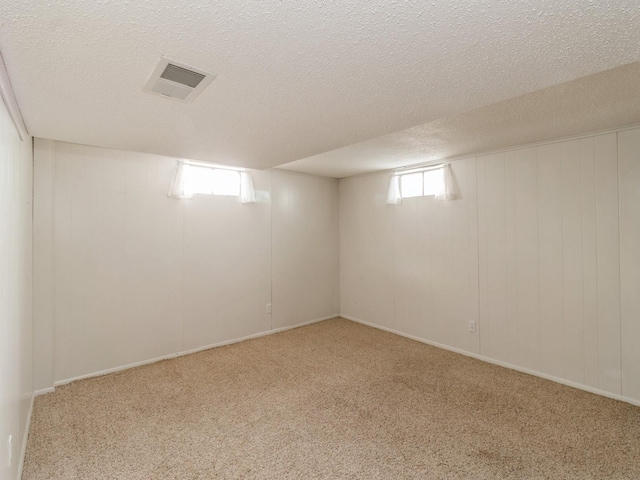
[
  {"xmin": 386, "ymin": 174, "xmax": 402, "ymax": 205},
  {"xmin": 435, "ymin": 164, "xmax": 455, "ymax": 201},
  {"xmin": 167, "ymin": 161, "xmax": 193, "ymax": 199},
  {"xmin": 240, "ymin": 171, "xmax": 256, "ymax": 204}
]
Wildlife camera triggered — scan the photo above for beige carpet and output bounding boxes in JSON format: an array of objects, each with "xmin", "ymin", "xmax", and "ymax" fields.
[{"xmin": 23, "ymin": 318, "xmax": 640, "ymax": 479}]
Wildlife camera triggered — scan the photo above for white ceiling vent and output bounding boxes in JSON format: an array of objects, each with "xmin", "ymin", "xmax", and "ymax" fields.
[{"xmin": 143, "ymin": 57, "xmax": 216, "ymax": 103}]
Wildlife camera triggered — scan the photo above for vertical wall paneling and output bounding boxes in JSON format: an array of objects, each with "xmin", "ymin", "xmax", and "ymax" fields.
[
  {"xmin": 37, "ymin": 141, "xmax": 337, "ymax": 385},
  {"xmin": 53, "ymin": 141, "xmax": 72, "ymax": 381},
  {"xmin": 182, "ymin": 170, "xmax": 272, "ymax": 351},
  {"xmin": 537, "ymin": 143, "xmax": 564, "ymax": 378},
  {"xmin": 514, "ymin": 147, "xmax": 541, "ymax": 372},
  {"xmin": 417, "ymin": 192, "xmax": 435, "ymax": 341},
  {"xmin": 561, "ymin": 140, "xmax": 585, "ymax": 385},
  {"xmin": 451, "ymin": 160, "xmax": 474, "ymax": 353},
  {"xmin": 34, "ymin": 126, "xmax": 640, "ymax": 405},
  {"xmin": 618, "ymin": 128, "xmax": 640, "ymax": 400},
  {"xmin": 467, "ymin": 159, "xmax": 480, "ymax": 355},
  {"xmin": 340, "ymin": 158, "xmax": 479, "ymax": 352},
  {"xmin": 594, "ymin": 133, "xmax": 621, "ymax": 395},
  {"xmin": 430, "ymin": 196, "xmax": 452, "ymax": 346},
  {"xmin": 337, "ymin": 128, "xmax": 640, "ymax": 404},
  {"xmin": 33, "ymin": 138, "xmax": 55, "ymax": 391},
  {"xmin": 100, "ymin": 148, "xmax": 129, "ymax": 371},
  {"xmin": 338, "ymin": 173, "xmax": 395, "ymax": 328},
  {"xmin": 393, "ymin": 196, "xmax": 421, "ymax": 338},
  {"xmin": 482, "ymin": 153, "xmax": 509, "ymax": 362},
  {"xmin": 0, "ymin": 96, "xmax": 33, "ymax": 480},
  {"xmin": 504, "ymin": 151, "xmax": 519, "ymax": 364},
  {"xmin": 271, "ymin": 170, "xmax": 339, "ymax": 329},
  {"xmin": 340, "ymin": 128, "xmax": 640, "ymax": 404},
  {"xmin": 476, "ymin": 156, "xmax": 488, "ymax": 355},
  {"xmin": 580, "ymin": 136, "xmax": 600, "ymax": 389},
  {"xmin": 81, "ymin": 146, "xmax": 105, "ymax": 376}
]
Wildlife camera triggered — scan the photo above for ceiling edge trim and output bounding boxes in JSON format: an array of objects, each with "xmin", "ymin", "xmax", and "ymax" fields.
[{"xmin": 0, "ymin": 50, "xmax": 28, "ymax": 141}]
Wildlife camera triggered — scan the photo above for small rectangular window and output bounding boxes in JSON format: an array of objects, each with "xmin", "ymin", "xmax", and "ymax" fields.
[
  {"xmin": 185, "ymin": 165, "xmax": 241, "ymax": 197},
  {"xmin": 423, "ymin": 168, "xmax": 444, "ymax": 196},
  {"xmin": 399, "ymin": 167, "xmax": 445, "ymax": 199},
  {"xmin": 400, "ymin": 172, "xmax": 423, "ymax": 198},
  {"xmin": 210, "ymin": 169, "xmax": 241, "ymax": 196}
]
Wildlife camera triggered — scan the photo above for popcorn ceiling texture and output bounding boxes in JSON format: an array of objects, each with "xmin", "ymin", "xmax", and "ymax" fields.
[
  {"xmin": 0, "ymin": 1, "xmax": 639, "ymax": 172},
  {"xmin": 281, "ymin": 62, "xmax": 640, "ymax": 177},
  {"xmin": 23, "ymin": 319, "xmax": 640, "ymax": 479}
]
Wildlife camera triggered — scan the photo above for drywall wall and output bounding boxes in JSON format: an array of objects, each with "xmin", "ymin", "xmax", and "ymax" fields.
[
  {"xmin": 0, "ymin": 95, "xmax": 33, "ymax": 479},
  {"xmin": 340, "ymin": 127, "xmax": 640, "ymax": 405},
  {"xmin": 33, "ymin": 140, "xmax": 339, "ymax": 388}
]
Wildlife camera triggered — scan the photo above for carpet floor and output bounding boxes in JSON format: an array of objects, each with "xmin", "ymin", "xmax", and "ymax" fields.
[{"xmin": 23, "ymin": 318, "xmax": 640, "ymax": 479}]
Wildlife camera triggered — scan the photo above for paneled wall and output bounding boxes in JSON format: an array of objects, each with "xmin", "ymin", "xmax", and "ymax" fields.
[
  {"xmin": 477, "ymin": 134, "xmax": 621, "ymax": 393},
  {"xmin": 272, "ymin": 170, "xmax": 339, "ymax": 329},
  {"xmin": 340, "ymin": 159, "xmax": 479, "ymax": 354},
  {"xmin": 0, "ymin": 98, "xmax": 33, "ymax": 479},
  {"xmin": 619, "ymin": 128, "xmax": 640, "ymax": 401},
  {"xmin": 340, "ymin": 128, "xmax": 640, "ymax": 405},
  {"xmin": 34, "ymin": 140, "xmax": 339, "ymax": 388}
]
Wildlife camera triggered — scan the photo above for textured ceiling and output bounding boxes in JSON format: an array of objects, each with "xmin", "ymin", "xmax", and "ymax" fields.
[
  {"xmin": 1, "ymin": 1, "xmax": 639, "ymax": 173},
  {"xmin": 280, "ymin": 62, "xmax": 640, "ymax": 177}
]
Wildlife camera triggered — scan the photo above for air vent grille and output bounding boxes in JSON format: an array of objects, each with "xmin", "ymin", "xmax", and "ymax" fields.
[
  {"xmin": 160, "ymin": 63, "xmax": 206, "ymax": 88},
  {"xmin": 143, "ymin": 57, "xmax": 216, "ymax": 103}
]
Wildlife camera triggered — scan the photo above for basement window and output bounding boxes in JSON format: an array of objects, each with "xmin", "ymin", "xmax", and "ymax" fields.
[
  {"xmin": 186, "ymin": 165, "xmax": 241, "ymax": 196},
  {"xmin": 168, "ymin": 160, "xmax": 257, "ymax": 203},
  {"xmin": 387, "ymin": 164, "xmax": 454, "ymax": 204},
  {"xmin": 399, "ymin": 167, "xmax": 445, "ymax": 198}
]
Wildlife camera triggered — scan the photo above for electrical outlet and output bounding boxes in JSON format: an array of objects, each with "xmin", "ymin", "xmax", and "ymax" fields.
[
  {"xmin": 266, "ymin": 304, "xmax": 272, "ymax": 314},
  {"xmin": 6, "ymin": 435, "xmax": 12, "ymax": 468},
  {"xmin": 469, "ymin": 321, "xmax": 476, "ymax": 333}
]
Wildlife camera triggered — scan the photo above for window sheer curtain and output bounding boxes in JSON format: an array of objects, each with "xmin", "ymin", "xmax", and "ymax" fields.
[
  {"xmin": 240, "ymin": 171, "xmax": 256, "ymax": 204},
  {"xmin": 386, "ymin": 174, "xmax": 402, "ymax": 205},
  {"xmin": 434, "ymin": 163, "xmax": 455, "ymax": 201},
  {"xmin": 168, "ymin": 161, "xmax": 193, "ymax": 199}
]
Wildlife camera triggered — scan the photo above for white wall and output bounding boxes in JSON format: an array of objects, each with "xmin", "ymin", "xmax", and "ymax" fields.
[
  {"xmin": 340, "ymin": 127, "xmax": 640, "ymax": 405},
  {"xmin": 33, "ymin": 140, "xmax": 339, "ymax": 388},
  {"xmin": 272, "ymin": 170, "xmax": 339, "ymax": 329},
  {"xmin": 0, "ymin": 98, "xmax": 33, "ymax": 479},
  {"xmin": 619, "ymin": 128, "xmax": 640, "ymax": 402}
]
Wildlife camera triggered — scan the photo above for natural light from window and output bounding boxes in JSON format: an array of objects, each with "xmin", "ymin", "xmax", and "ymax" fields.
[
  {"xmin": 399, "ymin": 167, "xmax": 445, "ymax": 199},
  {"xmin": 400, "ymin": 172, "xmax": 423, "ymax": 198},
  {"xmin": 185, "ymin": 165, "xmax": 241, "ymax": 196}
]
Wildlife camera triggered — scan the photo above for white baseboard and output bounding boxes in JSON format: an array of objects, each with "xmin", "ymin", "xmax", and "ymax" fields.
[
  {"xmin": 54, "ymin": 314, "xmax": 339, "ymax": 388},
  {"xmin": 17, "ymin": 393, "xmax": 34, "ymax": 480},
  {"xmin": 342, "ymin": 314, "xmax": 640, "ymax": 408},
  {"xmin": 34, "ymin": 387, "xmax": 55, "ymax": 397}
]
